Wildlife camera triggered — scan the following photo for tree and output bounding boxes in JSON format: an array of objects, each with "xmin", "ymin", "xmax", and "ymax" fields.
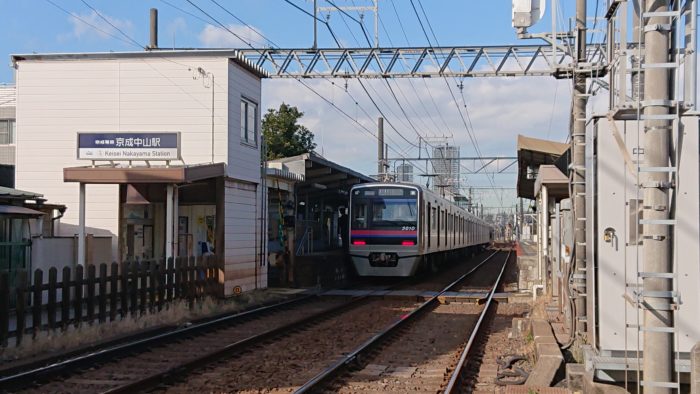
[{"xmin": 262, "ymin": 103, "xmax": 316, "ymax": 160}]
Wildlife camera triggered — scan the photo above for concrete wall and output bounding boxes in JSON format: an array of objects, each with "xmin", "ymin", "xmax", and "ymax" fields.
[
  {"xmin": 31, "ymin": 236, "xmax": 113, "ymax": 272},
  {"xmin": 223, "ymin": 179, "xmax": 267, "ymax": 294},
  {"xmin": 227, "ymin": 61, "xmax": 262, "ymax": 183}
]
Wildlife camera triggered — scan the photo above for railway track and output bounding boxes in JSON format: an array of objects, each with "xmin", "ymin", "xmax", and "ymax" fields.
[
  {"xmin": 294, "ymin": 250, "xmax": 511, "ymax": 393},
  {"xmin": 2, "ymin": 249, "xmax": 503, "ymax": 393}
]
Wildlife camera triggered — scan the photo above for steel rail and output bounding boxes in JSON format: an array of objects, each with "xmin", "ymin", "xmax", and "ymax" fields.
[
  {"xmin": 294, "ymin": 249, "xmax": 504, "ymax": 393},
  {"xmin": 0, "ymin": 293, "xmax": 319, "ymax": 390},
  {"xmin": 444, "ymin": 250, "xmax": 512, "ymax": 393},
  {"xmin": 102, "ymin": 293, "xmax": 381, "ymax": 394}
]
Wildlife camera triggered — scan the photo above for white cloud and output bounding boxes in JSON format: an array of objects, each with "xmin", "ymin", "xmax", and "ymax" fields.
[
  {"xmin": 63, "ymin": 10, "xmax": 135, "ymax": 42},
  {"xmin": 262, "ymin": 75, "xmax": 571, "ymax": 208},
  {"xmin": 198, "ymin": 23, "xmax": 268, "ymax": 48}
]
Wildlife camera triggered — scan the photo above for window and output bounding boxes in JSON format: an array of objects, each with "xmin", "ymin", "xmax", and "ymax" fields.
[
  {"xmin": 0, "ymin": 120, "xmax": 15, "ymax": 145},
  {"xmin": 352, "ymin": 201, "xmax": 368, "ymax": 229},
  {"xmin": 427, "ymin": 203, "xmax": 431, "ymax": 248},
  {"xmin": 240, "ymin": 98, "xmax": 257, "ymax": 146}
]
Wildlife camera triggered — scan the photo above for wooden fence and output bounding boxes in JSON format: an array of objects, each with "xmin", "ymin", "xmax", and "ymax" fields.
[{"xmin": 0, "ymin": 256, "xmax": 223, "ymax": 348}]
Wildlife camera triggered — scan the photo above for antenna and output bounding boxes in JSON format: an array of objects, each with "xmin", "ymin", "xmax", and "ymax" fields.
[{"xmin": 512, "ymin": 0, "xmax": 546, "ymax": 32}]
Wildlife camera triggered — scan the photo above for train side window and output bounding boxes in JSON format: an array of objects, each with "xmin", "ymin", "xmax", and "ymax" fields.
[
  {"xmin": 437, "ymin": 209, "xmax": 441, "ymax": 246},
  {"xmin": 454, "ymin": 216, "xmax": 457, "ymax": 244},
  {"xmin": 428, "ymin": 203, "xmax": 432, "ymax": 248}
]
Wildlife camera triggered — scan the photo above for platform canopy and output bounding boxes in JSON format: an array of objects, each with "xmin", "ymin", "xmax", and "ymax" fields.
[
  {"xmin": 516, "ymin": 135, "xmax": 569, "ymax": 200},
  {"xmin": 534, "ymin": 165, "xmax": 569, "ymax": 200},
  {"xmin": 268, "ymin": 153, "xmax": 374, "ymax": 197}
]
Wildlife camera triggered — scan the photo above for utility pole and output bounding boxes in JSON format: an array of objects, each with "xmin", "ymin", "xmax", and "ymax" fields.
[
  {"xmin": 313, "ymin": 0, "xmax": 318, "ymax": 49},
  {"xmin": 642, "ymin": 0, "xmax": 674, "ymax": 391},
  {"xmin": 377, "ymin": 117, "xmax": 384, "ymax": 181},
  {"xmin": 572, "ymin": 0, "xmax": 588, "ymax": 337}
]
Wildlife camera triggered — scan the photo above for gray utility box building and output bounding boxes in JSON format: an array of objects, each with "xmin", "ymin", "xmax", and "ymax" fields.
[{"xmin": 585, "ymin": 114, "xmax": 700, "ymax": 382}]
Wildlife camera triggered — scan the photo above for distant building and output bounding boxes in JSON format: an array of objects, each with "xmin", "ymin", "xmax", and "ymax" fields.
[
  {"xmin": 397, "ymin": 163, "xmax": 413, "ymax": 183},
  {"xmin": 432, "ymin": 145, "xmax": 460, "ymax": 195},
  {"xmin": 0, "ymin": 84, "xmax": 15, "ymax": 187}
]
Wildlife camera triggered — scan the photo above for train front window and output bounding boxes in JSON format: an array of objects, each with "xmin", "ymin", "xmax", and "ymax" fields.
[
  {"xmin": 371, "ymin": 199, "xmax": 417, "ymax": 227},
  {"xmin": 351, "ymin": 188, "xmax": 418, "ymax": 230}
]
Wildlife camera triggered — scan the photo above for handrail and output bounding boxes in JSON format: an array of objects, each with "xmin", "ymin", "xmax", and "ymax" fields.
[{"xmin": 295, "ymin": 226, "xmax": 313, "ymax": 256}]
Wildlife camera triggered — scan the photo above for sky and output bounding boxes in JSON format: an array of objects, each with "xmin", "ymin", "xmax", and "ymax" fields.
[{"xmin": 0, "ymin": 0, "xmax": 602, "ymax": 213}]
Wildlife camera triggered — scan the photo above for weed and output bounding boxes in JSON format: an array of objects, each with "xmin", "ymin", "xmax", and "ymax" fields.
[{"xmin": 0, "ymin": 289, "xmax": 284, "ymax": 362}]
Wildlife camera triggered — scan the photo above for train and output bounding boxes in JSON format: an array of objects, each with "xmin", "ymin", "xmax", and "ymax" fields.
[{"xmin": 348, "ymin": 182, "xmax": 493, "ymax": 276}]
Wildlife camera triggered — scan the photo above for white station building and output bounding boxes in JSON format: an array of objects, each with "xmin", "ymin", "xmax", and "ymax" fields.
[{"xmin": 11, "ymin": 50, "xmax": 269, "ymax": 296}]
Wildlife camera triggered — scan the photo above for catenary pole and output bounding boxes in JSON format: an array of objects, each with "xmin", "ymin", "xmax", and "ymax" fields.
[
  {"xmin": 573, "ymin": 0, "xmax": 588, "ymax": 336},
  {"xmin": 642, "ymin": 0, "xmax": 674, "ymax": 391}
]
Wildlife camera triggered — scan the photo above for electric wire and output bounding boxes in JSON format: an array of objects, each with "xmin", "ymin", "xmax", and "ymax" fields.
[
  {"xmin": 78, "ymin": 0, "xmax": 144, "ymax": 48},
  {"xmin": 328, "ymin": 2, "xmax": 466, "ymax": 197},
  {"xmin": 409, "ymin": 0, "xmax": 504, "ymax": 206},
  {"xmin": 44, "ymin": 0, "xmax": 141, "ymax": 48},
  {"xmin": 190, "ymin": 0, "xmax": 430, "ymax": 176}
]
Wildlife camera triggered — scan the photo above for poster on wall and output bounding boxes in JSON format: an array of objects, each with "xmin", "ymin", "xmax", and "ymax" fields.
[
  {"xmin": 77, "ymin": 132, "xmax": 181, "ymax": 161},
  {"xmin": 205, "ymin": 215, "xmax": 215, "ymax": 254},
  {"xmin": 178, "ymin": 216, "xmax": 189, "ymax": 235}
]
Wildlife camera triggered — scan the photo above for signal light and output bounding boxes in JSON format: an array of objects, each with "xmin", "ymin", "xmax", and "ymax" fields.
[
  {"xmin": 401, "ymin": 241, "xmax": 415, "ymax": 246},
  {"xmin": 353, "ymin": 240, "xmax": 366, "ymax": 245}
]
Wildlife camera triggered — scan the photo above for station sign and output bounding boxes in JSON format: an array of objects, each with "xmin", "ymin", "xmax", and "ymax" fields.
[{"xmin": 77, "ymin": 132, "xmax": 181, "ymax": 161}]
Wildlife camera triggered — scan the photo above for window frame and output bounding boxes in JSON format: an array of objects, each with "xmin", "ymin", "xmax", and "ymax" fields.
[
  {"xmin": 240, "ymin": 97, "xmax": 258, "ymax": 147},
  {"xmin": 0, "ymin": 119, "xmax": 15, "ymax": 145}
]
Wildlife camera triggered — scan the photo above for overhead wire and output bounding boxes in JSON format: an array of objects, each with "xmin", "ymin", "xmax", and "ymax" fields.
[
  {"xmin": 409, "ymin": 0, "xmax": 503, "ymax": 206},
  {"xmin": 78, "ymin": 0, "xmax": 144, "ymax": 48},
  {"xmin": 44, "ymin": 0, "xmax": 140, "ymax": 48},
  {"xmin": 316, "ymin": 2, "xmax": 423, "ymax": 151},
  {"xmin": 389, "ymin": 0, "xmax": 454, "ymax": 137},
  {"xmin": 187, "ymin": 0, "xmax": 430, "ymax": 176}
]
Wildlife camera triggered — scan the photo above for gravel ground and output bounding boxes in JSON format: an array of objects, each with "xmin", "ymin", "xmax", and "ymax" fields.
[
  {"xmin": 162, "ymin": 299, "xmax": 418, "ymax": 393},
  {"xmin": 472, "ymin": 302, "xmax": 532, "ymax": 394},
  {"xmin": 329, "ymin": 302, "xmax": 484, "ymax": 393},
  {"xmin": 19, "ymin": 298, "xmax": 348, "ymax": 394}
]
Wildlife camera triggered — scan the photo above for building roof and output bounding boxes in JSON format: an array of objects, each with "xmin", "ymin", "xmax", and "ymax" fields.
[
  {"xmin": 0, "ymin": 186, "xmax": 43, "ymax": 200},
  {"xmin": 11, "ymin": 49, "xmax": 268, "ymax": 78},
  {"xmin": 516, "ymin": 135, "xmax": 569, "ymax": 200},
  {"xmin": 517, "ymin": 135, "xmax": 569, "ymax": 155},
  {"xmin": 0, "ymin": 205, "xmax": 45, "ymax": 217}
]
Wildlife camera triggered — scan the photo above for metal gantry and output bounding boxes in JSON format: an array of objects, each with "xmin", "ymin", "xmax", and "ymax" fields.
[
  {"xmin": 387, "ymin": 156, "xmax": 517, "ymax": 175},
  {"xmin": 239, "ymin": 44, "xmax": 606, "ymax": 78}
]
